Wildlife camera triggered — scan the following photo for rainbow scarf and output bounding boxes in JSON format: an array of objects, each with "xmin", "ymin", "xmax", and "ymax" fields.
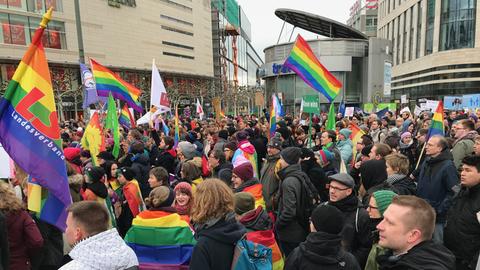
[
  {"xmin": 243, "ymin": 183, "xmax": 266, "ymax": 210},
  {"xmin": 91, "ymin": 58, "xmax": 143, "ymax": 112},
  {"xmin": 284, "ymin": 35, "xmax": 342, "ymax": 102},
  {"xmin": 119, "ymin": 104, "xmax": 136, "ymax": 129},
  {"xmin": 0, "ymin": 9, "xmax": 71, "ymax": 231},
  {"xmin": 123, "ymin": 180, "xmax": 145, "ymax": 217},
  {"xmin": 246, "ymin": 229, "xmax": 284, "ymax": 270},
  {"xmin": 427, "ymin": 101, "xmax": 444, "ymax": 140},
  {"xmin": 80, "ymin": 111, "xmax": 105, "ymax": 166},
  {"xmin": 124, "ymin": 210, "xmax": 196, "ymax": 268}
]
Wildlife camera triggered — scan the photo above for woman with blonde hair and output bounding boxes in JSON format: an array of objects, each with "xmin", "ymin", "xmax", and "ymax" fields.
[
  {"xmin": 190, "ymin": 179, "xmax": 246, "ymax": 270},
  {"xmin": 0, "ymin": 182, "xmax": 43, "ymax": 270}
]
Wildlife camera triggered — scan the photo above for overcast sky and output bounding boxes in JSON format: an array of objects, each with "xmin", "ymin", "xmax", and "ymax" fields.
[{"xmin": 237, "ymin": 0, "xmax": 357, "ymax": 59}]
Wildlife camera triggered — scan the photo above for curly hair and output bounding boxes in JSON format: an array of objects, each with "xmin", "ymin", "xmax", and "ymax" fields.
[
  {"xmin": 0, "ymin": 182, "xmax": 24, "ymax": 213},
  {"xmin": 190, "ymin": 178, "xmax": 234, "ymax": 224}
]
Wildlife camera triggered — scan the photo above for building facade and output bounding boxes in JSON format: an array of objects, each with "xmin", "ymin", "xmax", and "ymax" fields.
[
  {"xmin": 0, "ymin": 0, "xmax": 215, "ymax": 118},
  {"xmin": 377, "ymin": 0, "xmax": 480, "ymax": 102},
  {"xmin": 348, "ymin": 0, "xmax": 380, "ymax": 37}
]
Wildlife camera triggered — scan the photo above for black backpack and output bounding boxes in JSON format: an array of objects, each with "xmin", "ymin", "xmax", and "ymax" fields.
[{"xmin": 288, "ymin": 170, "xmax": 321, "ymax": 232}]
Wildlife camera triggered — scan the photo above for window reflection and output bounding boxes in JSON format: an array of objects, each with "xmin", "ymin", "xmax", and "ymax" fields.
[{"xmin": 440, "ymin": 0, "xmax": 476, "ymax": 51}]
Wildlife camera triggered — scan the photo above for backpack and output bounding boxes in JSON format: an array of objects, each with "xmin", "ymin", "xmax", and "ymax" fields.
[{"xmin": 231, "ymin": 237, "xmax": 272, "ymax": 270}]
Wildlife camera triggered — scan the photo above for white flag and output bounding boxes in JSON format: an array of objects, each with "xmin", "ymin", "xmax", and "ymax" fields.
[
  {"xmin": 196, "ymin": 98, "xmax": 204, "ymax": 119},
  {"xmin": 150, "ymin": 59, "xmax": 170, "ymax": 112}
]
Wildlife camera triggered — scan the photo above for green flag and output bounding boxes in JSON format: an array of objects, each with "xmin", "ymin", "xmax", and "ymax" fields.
[
  {"xmin": 326, "ymin": 102, "xmax": 336, "ymax": 131},
  {"xmin": 105, "ymin": 93, "xmax": 120, "ymax": 158}
]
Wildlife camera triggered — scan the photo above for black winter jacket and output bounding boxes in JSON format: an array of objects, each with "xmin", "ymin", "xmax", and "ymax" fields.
[
  {"xmin": 301, "ymin": 159, "xmax": 329, "ymax": 202},
  {"xmin": 0, "ymin": 211, "xmax": 8, "ymax": 270},
  {"xmin": 154, "ymin": 149, "xmax": 176, "ymax": 174},
  {"xmin": 131, "ymin": 153, "xmax": 151, "ymax": 198},
  {"xmin": 377, "ymin": 240, "xmax": 456, "ymax": 270},
  {"xmin": 190, "ymin": 214, "xmax": 246, "ymax": 270},
  {"xmin": 212, "ymin": 161, "xmax": 233, "ymax": 186},
  {"xmin": 444, "ymin": 184, "xmax": 480, "ymax": 269},
  {"xmin": 285, "ymin": 231, "xmax": 361, "ymax": 270},
  {"xmin": 30, "ymin": 217, "xmax": 63, "ymax": 270}
]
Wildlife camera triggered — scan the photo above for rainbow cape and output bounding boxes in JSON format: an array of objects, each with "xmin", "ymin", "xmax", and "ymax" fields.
[
  {"xmin": 350, "ymin": 123, "xmax": 365, "ymax": 165},
  {"xmin": 123, "ymin": 180, "xmax": 145, "ymax": 217},
  {"xmin": 119, "ymin": 104, "xmax": 136, "ymax": 129},
  {"xmin": 90, "ymin": 58, "xmax": 143, "ymax": 112},
  {"xmin": 81, "ymin": 111, "xmax": 105, "ymax": 166},
  {"xmin": 0, "ymin": 9, "xmax": 71, "ymax": 230},
  {"xmin": 232, "ymin": 141, "xmax": 259, "ymax": 178},
  {"xmin": 246, "ymin": 229, "xmax": 284, "ymax": 270},
  {"xmin": 426, "ymin": 101, "xmax": 444, "ymax": 140},
  {"xmin": 284, "ymin": 35, "xmax": 342, "ymax": 102},
  {"xmin": 124, "ymin": 210, "xmax": 196, "ymax": 268},
  {"xmin": 243, "ymin": 183, "xmax": 266, "ymax": 210}
]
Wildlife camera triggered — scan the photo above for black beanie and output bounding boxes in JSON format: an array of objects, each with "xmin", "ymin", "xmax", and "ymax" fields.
[
  {"xmin": 218, "ymin": 130, "xmax": 228, "ymax": 140},
  {"xmin": 119, "ymin": 167, "xmax": 135, "ymax": 181},
  {"xmin": 86, "ymin": 166, "xmax": 105, "ymax": 183},
  {"xmin": 311, "ymin": 205, "xmax": 344, "ymax": 234},
  {"xmin": 280, "ymin": 147, "xmax": 302, "ymax": 165}
]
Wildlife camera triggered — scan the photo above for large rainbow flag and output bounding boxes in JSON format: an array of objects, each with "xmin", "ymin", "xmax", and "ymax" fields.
[
  {"xmin": 124, "ymin": 210, "xmax": 196, "ymax": 268},
  {"xmin": 123, "ymin": 180, "xmax": 145, "ymax": 217},
  {"xmin": 0, "ymin": 9, "xmax": 71, "ymax": 230},
  {"xmin": 246, "ymin": 229, "xmax": 284, "ymax": 270},
  {"xmin": 174, "ymin": 105, "xmax": 180, "ymax": 148},
  {"xmin": 284, "ymin": 35, "xmax": 342, "ymax": 102},
  {"xmin": 269, "ymin": 94, "xmax": 277, "ymax": 140},
  {"xmin": 426, "ymin": 101, "xmax": 444, "ymax": 140},
  {"xmin": 243, "ymin": 183, "xmax": 266, "ymax": 210},
  {"xmin": 81, "ymin": 111, "xmax": 105, "ymax": 166},
  {"xmin": 119, "ymin": 104, "xmax": 136, "ymax": 129},
  {"xmin": 90, "ymin": 58, "xmax": 143, "ymax": 112},
  {"xmin": 350, "ymin": 122, "xmax": 365, "ymax": 165}
]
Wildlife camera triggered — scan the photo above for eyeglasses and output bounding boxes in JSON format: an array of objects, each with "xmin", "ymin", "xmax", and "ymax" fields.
[
  {"xmin": 367, "ymin": 205, "xmax": 378, "ymax": 210},
  {"xmin": 329, "ymin": 185, "xmax": 350, "ymax": 191}
]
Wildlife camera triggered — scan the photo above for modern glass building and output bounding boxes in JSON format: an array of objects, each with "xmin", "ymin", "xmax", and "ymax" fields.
[{"xmin": 377, "ymin": 0, "xmax": 480, "ymax": 103}]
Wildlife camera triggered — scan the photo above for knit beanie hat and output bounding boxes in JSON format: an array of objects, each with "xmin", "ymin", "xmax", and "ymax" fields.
[
  {"xmin": 267, "ymin": 134, "xmax": 282, "ymax": 150},
  {"xmin": 372, "ymin": 190, "xmax": 397, "ymax": 217},
  {"xmin": 64, "ymin": 147, "xmax": 81, "ymax": 162},
  {"xmin": 178, "ymin": 141, "xmax": 197, "ymax": 160},
  {"xmin": 280, "ymin": 147, "xmax": 302, "ymax": 165},
  {"xmin": 174, "ymin": 182, "xmax": 193, "ymax": 198},
  {"xmin": 147, "ymin": 186, "xmax": 175, "ymax": 208},
  {"xmin": 400, "ymin": 132, "xmax": 412, "ymax": 141},
  {"xmin": 317, "ymin": 149, "xmax": 334, "ymax": 165},
  {"xmin": 118, "ymin": 167, "xmax": 135, "ymax": 181},
  {"xmin": 233, "ymin": 162, "xmax": 254, "ymax": 182},
  {"xmin": 86, "ymin": 166, "xmax": 105, "ymax": 183},
  {"xmin": 339, "ymin": 128, "xmax": 352, "ymax": 139},
  {"xmin": 311, "ymin": 205, "xmax": 344, "ymax": 234},
  {"xmin": 234, "ymin": 192, "xmax": 255, "ymax": 215}
]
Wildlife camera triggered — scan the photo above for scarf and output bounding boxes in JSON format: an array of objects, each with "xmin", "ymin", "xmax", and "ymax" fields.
[{"xmin": 386, "ymin": 173, "xmax": 406, "ymax": 185}]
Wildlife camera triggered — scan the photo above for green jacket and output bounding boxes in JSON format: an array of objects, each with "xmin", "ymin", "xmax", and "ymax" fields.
[
  {"xmin": 364, "ymin": 243, "xmax": 386, "ymax": 270},
  {"xmin": 451, "ymin": 132, "xmax": 476, "ymax": 169}
]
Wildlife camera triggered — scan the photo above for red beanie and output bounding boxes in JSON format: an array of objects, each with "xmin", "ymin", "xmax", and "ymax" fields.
[{"xmin": 233, "ymin": 162, "xmax": 254, "ymax": 182}]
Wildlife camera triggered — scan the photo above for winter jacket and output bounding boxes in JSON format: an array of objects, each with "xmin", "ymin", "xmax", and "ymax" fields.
[
  {"xmin": 30, "ymin": 217, "xmax": 63, "ymax": 270},
  {"xmin": 131, "ymin": 153, "xmax": 151, "ymax": 199},
  {"xmin": 399, "ymin": 140, "xmax": 417, "ymax": 174},
  {"xmin": 260, "ymin": 153, "xmax": 281, "ymax": 212},
  {"xmin": 60, "ymin": 229, "xmax": 139, "ymax": 270},
  {"xmin": 368, "ymin": 174, "xmax": 416, "ymax": 196},
  {"xmin": 68, "ymin": 174, "xmax": 83, "ymax": 203},
  {"xmin": 376, "ymin": 240, "xmax": 456, "ymax": 270},
  {"xmin": 451, "ymin": 131, "xmax": 477, "ymax": 169},
  {"xmin": 285, "ymin": 231, "xmax": 361, "ymax": 270},
  {"xmin": 82, "ymin": 182, "xmax": 108, "ymax": 202},
  {"xmin": 301, "ymin": 159, "xmax": 329, "ymax": 202},
  {"xmin": 326, "ymin": 194, "xmax": 372, "ymax": 268},
  {"xmin": 325, "ymin": 144, "xmax": 342, "ymax": 173},
  {"xmin": 0, "ymin": 211, "xmax": 8, "ymax": 270},
  {"xmin": 250, "ymin": 135, "xmax": 268, "ymax": 171},
  {"xmin": 275, "ymin": 164, "xmax": 310, "ymax": 244},
  {"xmin": 336, "ymin": 139, "xmax": 353, "ymax": 166},
  {"xmin": 360, "ymin": 160, "xmax": 388, "ymax": 191},
  {"xmin": 212, "ymin": 161, "xmax": 233, "ymax": 186},
  {"xmin": 6, "ymin": 210, "xmax": 44, "ymax": 270},
  {"xmin": 444, "ymin": 184, "xmax": 480, "ymax": 269},
  {"xmin": 369, "ymin": 128, "xmax": 386, "ymax": 144},
  {"xmin": 213, "ymin": 137, "xmax": 227, "ymax": 153},
  {"xmin": 154, "ymin": 149, "xmax": 176, "ymax": 174},
  {"xmin": 190, "ymin": 214, "xmax": 246, "ymax": 270},
  {"xmin": 416, "ymin": 150, "xmax": 459, "ymax": 223}
]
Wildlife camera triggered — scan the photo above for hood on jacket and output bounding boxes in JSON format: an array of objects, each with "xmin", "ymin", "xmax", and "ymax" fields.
[
  {"xmin": 238, "ymin": 140, "xmax": 256, "ymax": 155},
  {"xmin": 426, "ymin": 149, "xmax": 453, "ymax": 164},
  {"xmin": 131, "ymin": 152, "xmax": 149, "ymax": 165},
  {"xmin": 69, "ymin": 228, "xmax": 138, "ymax": 269},
  {"xmin": 299, "ymin": 231, "xmax": 343, "ymax": 265},
  {"xmin": 239, "ymin": 206, "xmax": 272, "ymax": 231},
  {"xmin": 360, "ymin": 159, "xmax": 388, "ymax": 191},
  {"xmin": 86, "ymin": 182, "xmax": 108, "ymax": 199},
  {"xmin": 195, "ymin": 213, "xmax": 246, "ymax": 245},
  {"xmin": 277, "ymin": 163, "xmax": 303, "ymax": 181}
]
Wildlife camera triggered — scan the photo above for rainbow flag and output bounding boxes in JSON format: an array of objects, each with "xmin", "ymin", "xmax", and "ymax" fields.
[
  {"xmin": 246, "ymin": 229, "xmax": 284, "ymax": 270},
  {"xmin": 0, "ymin": 9, "xmax": 71, "ymax": 230},
  {"xmin": 125, "ymin": 210, "xmax": 196, "ymax": 268},
  {"xmin": 123, "ymin": 180, "xmax": 145, "ymax": 217},
  {"xmin": 284, "ymin": 35, "xmax": 342, "ymax": 102},
  {"xmin": 119, "ymin": 104, "xmax": 136, "ymax": 129},
  {"xmin": 269, "ymin": 94, "xmax": 277, "ymax": 140},
  {"xmin": 81, "ymin": 111, "xmax": 105, "ymax": 166},
  {"xmin": 427, "ymin": 101, "xmax": 444, "ymax": 140},
  {"xmin": 90, "ymin": 58, "xmax": 143, "ymax": 112},
  {"xmin": 350, "ymin": 123, "xmax": 365, "ymax": 165},
  {"xmin": 243, "ymin": 183, "xmax": 266, "ymax": 210},
  {"xmin": 232, "ymin": 142, "xmax": 259, "ymax": 178},
  {"xmin": 174, "ymin": 106, "xmax": 179, "ymax": 148}
]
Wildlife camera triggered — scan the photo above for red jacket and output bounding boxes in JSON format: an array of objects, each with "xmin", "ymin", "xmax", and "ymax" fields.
[{"xmin": 6, "ymin": 210, "xmax": 44, "ymax": 270}]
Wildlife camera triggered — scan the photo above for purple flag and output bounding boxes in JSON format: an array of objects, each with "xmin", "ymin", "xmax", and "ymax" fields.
[{"xmin": 81, "ymin": 63, "xmax": 103, "ymax": 109}]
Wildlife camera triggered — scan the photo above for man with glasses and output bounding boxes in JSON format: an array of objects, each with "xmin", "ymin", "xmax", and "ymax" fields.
[
  {"xmin": 323, "ymin": 173, "xmax": 372, "ymax": 268},
  {"xmin": 451, "ymin": 119, "xmax": 477, "ymax": 169},
  {"xmin": 208, "ymin": 149, "xmax": 233, "ymax": 185}
]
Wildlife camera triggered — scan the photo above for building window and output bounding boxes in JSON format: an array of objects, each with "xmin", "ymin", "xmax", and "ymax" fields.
[
  {"xmin": 158, "ymin": 0, "xmax": 192, "ymax": 12},
  {"xmin": 0, "ymin": 13, "xmax": 66, "ymax": 49},
  {"xmin": 409, "ymin": 7, "xmax": 414, "ymax": 61},
  {"xmin": 161, "ymin": 25, "xmax": 193, "ymax": 36},
  {"xmin": 397, "ymin": 17, "xmax": 401, "ymax": 64},
  {"xmin": 163, "ymin": 51, "xmax": 194, "ymax": 59},
  {"xmin": 160, "ymin": 14, "xmax": 193, "ymax": 26},
  {"xmin": 416, "ymin": 1, "xmax": 423, "ymax": 58},
  {"xmin": 403, "ymin": 12, "xmax": 408, "ymax": 62},
  {"xmin": 425, "ymin": 0, "xmax": 435, "ymax": 55},
  {"xmin": 439, "ymin": 0, "xmax": 476, "ymax": 51},
  {"xmin": 366, "ymin": 15, "xmax": 378, "ymax": 32},
  {"xmin": 162, "ymin": 41, "xmax": 194, "ymax": 50},
  {"xmin": 0, "ymin": 0, "xmax": 63, "ymax": 13}
]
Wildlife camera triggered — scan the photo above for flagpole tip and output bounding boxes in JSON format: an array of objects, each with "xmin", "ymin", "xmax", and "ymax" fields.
[{"xmin": 40, "ymin": 8, "xmax": 53, "ymax": 28}]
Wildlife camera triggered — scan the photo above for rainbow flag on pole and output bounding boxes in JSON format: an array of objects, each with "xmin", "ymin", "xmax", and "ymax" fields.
[
  {"xmin": 426, "ymin": 101, "xmax": 445, "ymax": 140},
  {"xmin": 125, "ymin": 210, "xmax": 196, "ymax": 268},
  {"xmin": 119, "ymin": 104, "xmax": 136, "ymax": 129},
  {"xmin": 350, "ymin": 123, "xmax": 365, "ymax": 165},
  {"xmin": 284, "ymin": 35, "xmax": 342, "ymax": 102},
  {"xmin": 174, "ymin": 105, "xmax": 180, "ymax": 148},
  {"xmin": 91, "ymin": 58, "xmax": 143, "ymax": 112},
  {"xmin": 269, "ymin": 95, "xmax": 277, "ymax": 140},
  {"xmin": 0, "ymin": 8, "xmax": 71, "ymax": 230}
]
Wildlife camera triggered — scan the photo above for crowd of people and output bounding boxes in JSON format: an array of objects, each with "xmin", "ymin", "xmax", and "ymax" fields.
[{"xmin": 0, "ymin": 107, "xmax": 479, "ymax": 270}]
